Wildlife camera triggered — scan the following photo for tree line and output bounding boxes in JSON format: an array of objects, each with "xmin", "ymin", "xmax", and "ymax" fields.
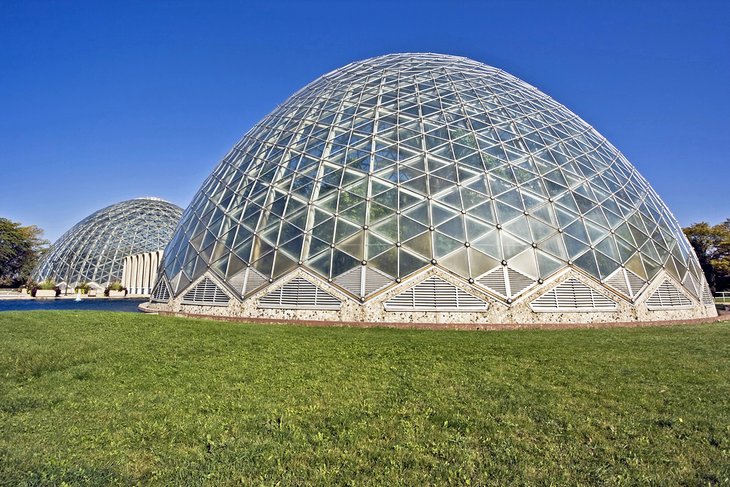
[
  {"xmin": 683, "ymin": 220, "xmax": 730, "ymax": 293},
  {"xmin": 1, "ymin": 215, "xmax": 730, "ymax": 293},
  {"xmin": 0, "ymin": 218, "xmax": 49, "ymax": 287}
]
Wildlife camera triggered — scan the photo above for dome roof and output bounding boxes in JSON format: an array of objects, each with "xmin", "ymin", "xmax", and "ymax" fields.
[
  {"xmin": 35, "ymin": 198, "xmax": 182, "ymax": 286},
  {"xmin": 155, "ymin": 53, "xmax": 713, "ymax": 322}
]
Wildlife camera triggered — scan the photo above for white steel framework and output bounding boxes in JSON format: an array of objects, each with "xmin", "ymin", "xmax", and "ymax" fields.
[{"xmin": 149, "ymin": 53, "xmax": 715, "ymax": 323}]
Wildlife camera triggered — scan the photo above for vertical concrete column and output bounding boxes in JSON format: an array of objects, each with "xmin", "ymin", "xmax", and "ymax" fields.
[
  {"xmin": 150, "ymin": 251, "xmax": 160, "ymax": 292},
  {"xmin": 122, "ymin": 250, "xmax": 167, "ymax": 296},
  {"xmin": 142, "ymin": 253, "xmax": 150, "ymax": 294},
  {"xmin": 121, "ymin": 256, "xmax": 129, "ymax": 290},
  {"xmin": 136, "ymin": 254, "xmax": 143, "ymax": 294},
  {"xmin": 127, "ymin": 255, "xmax": 137, "ymax": 293}
]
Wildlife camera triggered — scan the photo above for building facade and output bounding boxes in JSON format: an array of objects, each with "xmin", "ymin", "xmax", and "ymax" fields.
[
  {"xmin": 147, "ymin": 53, "xmax": 716, "ymax": 324},
  {"xmin": 122, "ymin": 250, "xmax": 164, "ymax": 295}
]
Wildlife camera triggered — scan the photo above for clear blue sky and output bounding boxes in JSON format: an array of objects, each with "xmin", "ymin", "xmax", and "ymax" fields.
[{"xmin": 1, "ymin": 0, "xmax": 728, "ymax": 242}]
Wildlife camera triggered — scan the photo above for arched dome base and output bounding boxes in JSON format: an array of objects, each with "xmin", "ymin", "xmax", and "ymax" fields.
[{"xmin": 146, "ymin": 266, "xmax": 717, "ymax": 325}]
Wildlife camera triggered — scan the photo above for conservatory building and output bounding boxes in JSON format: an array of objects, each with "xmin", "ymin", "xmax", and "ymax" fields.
[
  {"xmin": 147, "ymin": 53, "xmax": 716, "ymax": 324},
  {"xmin": 34, "ymin": 197, "xmax": 182, "ymax": 293}
]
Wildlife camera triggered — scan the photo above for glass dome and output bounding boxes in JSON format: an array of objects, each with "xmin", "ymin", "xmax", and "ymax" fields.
[
  {"xmin": 35, "ymin": 198, "xmax": 182, "ymax": 287},
  {"xmin": 153, "ymin": 53, "xmax": 714, "ymax": 323}
]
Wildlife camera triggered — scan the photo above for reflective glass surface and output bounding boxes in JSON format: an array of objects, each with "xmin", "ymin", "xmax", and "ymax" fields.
[
  {"xmin": 160, "ymin": 53, "xmax": 706, "ymax": 301},
  {"xmin": 35, "ymin": 198, "xmax": 183, "ymax": 286}
]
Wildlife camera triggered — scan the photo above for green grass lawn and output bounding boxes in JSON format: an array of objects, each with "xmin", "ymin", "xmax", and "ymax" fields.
[{"xmin": 0, "ymin": 312, "xmax": 728, "ymax": 485}]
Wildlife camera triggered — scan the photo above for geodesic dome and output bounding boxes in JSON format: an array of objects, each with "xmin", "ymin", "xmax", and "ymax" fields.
[
  {"xmin": 150, "ymin": 53, "xmax": 715, "ymax": 324},
  {"xmin": 34, "ymin": 198, "xmax": 182, "ymax": 288}
]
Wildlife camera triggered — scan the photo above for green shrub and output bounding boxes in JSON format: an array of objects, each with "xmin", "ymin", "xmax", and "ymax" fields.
[
  {"xmin": 104, "ymin": 282, "xmax": 127, "ymax": 296},
  {"xmin": 75, "ymin": 282, "xmax": 90, "ymax": 294},
  {"xmin": 31, "ymin": 279, "xmax": 60, "ymax": 297},
  {"xmin": 38, "ymin": 279, "xmax": 56, "ymax": 290},
  {"xmin": 107, "ymin": 281, "xmax": 124, "ymax": 291}
]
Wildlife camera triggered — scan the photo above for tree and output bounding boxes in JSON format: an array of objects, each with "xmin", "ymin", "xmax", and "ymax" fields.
[
  {"xmin": 683, "ymin": 220, "xmax": 730, "ymax": 292},
  {"xmin": 0, "ymin": 218, "xmax": 49, "ymax": 287}
]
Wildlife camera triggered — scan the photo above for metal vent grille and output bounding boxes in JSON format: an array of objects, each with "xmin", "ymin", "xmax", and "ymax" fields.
[
  {"xmin": 182, "ymin": 277, "xmax": 230, "ymax": 306},
  {"xmin": 384, "ymin": 276, "xmax": 488, "ymax": 311},
  {"xmin": 605, "ymin": 268, "xmax": 646, "ymax": 299},
  {"xmin": 151, "ymin": 278, "xmax": 171, "ymax": 303},
  {"xmin": 605, "ymin": 269, "xmax": 630, "ymax": 297},
  {"xmin": 244, "ymin": 268, "xmax": 268, "ymax": 296},
  {"xmin": 646, "ymin": 280, "xmax": 693, "ymax": 310},
  {"xmin": 227, "ymin": 269, "xmax": 247, "ymax": 295},
  {"xmin": 169, "ymin": 271, "xmax": 183, "ymax": 295},
  {"xmin": 701, "ymin": 282, "xmax": 714, "ymax": 306},
  {"xmin": 477, "ymin": 267, "xmax": 534, "ymax": 300},
  {"xmin": 531, "ymin": 278, "xmax": 617, "ymax": 312},
  {"xmin": 507, "ymin": 268, "xmax": 535, "ymax": 297},
  {"xmin": 258, "ymin": 277, "xmax": 341, "ymax": 310},
  {"xmin": 364, "ymin": 267, "xmax": 393, "ymax": 296},
  {"xmin": 477, "ymin": 268, "xmax": 507, "ymax": 298},
  {"xmin": 625, "ymin": 270, "xmax": 646, "ymax": 296},
  {"xmin": 334, "ymin": 267, "xmax": 362, "ymax": 296}
]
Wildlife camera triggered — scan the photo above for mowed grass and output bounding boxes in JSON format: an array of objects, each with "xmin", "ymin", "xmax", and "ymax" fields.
[{"xmin": 0, "ymin": 312, "xmax": 728, "ymax": 485}]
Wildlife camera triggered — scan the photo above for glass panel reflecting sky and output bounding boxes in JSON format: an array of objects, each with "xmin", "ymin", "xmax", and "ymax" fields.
[{"xmin": 159, "ymin": 53, "xmax": 706, "ymax": 303}]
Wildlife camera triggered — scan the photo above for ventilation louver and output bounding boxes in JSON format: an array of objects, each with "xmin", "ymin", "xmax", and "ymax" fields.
[
  {"xmin": 333, "ymin": 267, "xmax": 394, "ymax": 298},
  {"xmin": 384, "ymin": 276, "xmax": 488, "ymax": 311},
  {"xmin": 181, "ymin": 277, "xmax": 230, "ymax": 306},
  {"xmin": 151, "ymin": 278, "xmax": 171, "ymax": 303},
  {"xmin": 333, "ymin": 267, "xmax": 362, "ymax": 297},
  {"xmin": 626, "ymin": 270, "xmax": 646, "ymax": 296},
  {"xmin": 227, "ymin": 269, "xmax": 247, "ymax": 296},
  {"xmin": 604, "ymin": 269, "xmax": 630, "ymax": 297},
  {"xmin": 604, "ymin": 268, "xmax": 646, "ymax": 299},
  {"xmin": 701, "ymin": 282, "xmax": 715, "ymax": 306},
  {"xmin": 364, "ymin": 268, "xmax": 393, "ymax": 296},
  {"xmin": 531, "ymin": 278, "xmax": 617, "ymax": 312},
  {"xmin": 244, "ymin": 268, "xmax": 268, "ymax": 296},
  {"xmin": 477, "ymin": 268, "xmax": 507, "ymax": 297},
  {"xmin": 259, "ymin": 277, "xmax": 341, "ymax": 310},
  {"xmin": 646, "ymin": 280, "xmax": 693, "ymax": 310},
  {"xmin": 476, "ymin": 267, "xmax": 535, "ymax": 301},
  {"xmin": 507, "ymin": 268, "xmax": 535, "ymax": 297}
]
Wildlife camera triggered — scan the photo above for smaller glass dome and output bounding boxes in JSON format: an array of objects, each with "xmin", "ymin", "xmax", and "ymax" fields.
[{"xmin": 34, "ymin": 198, "xmax": 183, "ymax": 286}]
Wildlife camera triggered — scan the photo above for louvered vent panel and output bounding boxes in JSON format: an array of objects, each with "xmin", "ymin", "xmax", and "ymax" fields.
[
  {"xmin": 701, "ymin": 283, "xmax": 714, "ymax": 306},
  {"xmin": 258, "ymin": 277, "xmax": 341, "ymax": 309},
  {"xmin": 626, "ymin": 270, "xmax": 646, "ymax": 297},
  {"xmin": 605, "ymin": 269, "xmax": 630, "ymax": 297},
  {"xmin": 182, "ymin": 277, "xmax": 230, "ymax": 306},
  {"xmin": 646, "ymin": 280, "xmax": 693, "ymax": 310},
  {"xmin": 477, "ymin": 268, "xmax": 507, "ymax": 297},
  {"xmin": 244, "ymin": 268, "xmax": 268, "ymax": 296},
  {"xmin": 384, "ymin": 276, "xmax": 488, "ymax": 311},
  {"xmin": 334, "ymin": 267, "xmax": 362, "ymax": 296},
  {"xmin": 531, "ymin": 278, "xmax": 617, "ymax": 312},
  {"xmin": 151, "ymin": 279, "xmax": 171, "ymax": 303},
  {"xmin": 364, "ymin": 267, "xmax": 393, "ymax": 296},
  {"xmin": 227, "ymin": 270, "xmax": 247, "ymax": 295},
  {"xmin": 506, "ymin": 268, "xmax": 535, "ymax": 297}
]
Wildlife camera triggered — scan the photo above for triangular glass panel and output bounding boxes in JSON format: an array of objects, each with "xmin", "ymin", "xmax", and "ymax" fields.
[{"xmin": 398, "ymin": 249, "xmax": 429, "ymax": 277}]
